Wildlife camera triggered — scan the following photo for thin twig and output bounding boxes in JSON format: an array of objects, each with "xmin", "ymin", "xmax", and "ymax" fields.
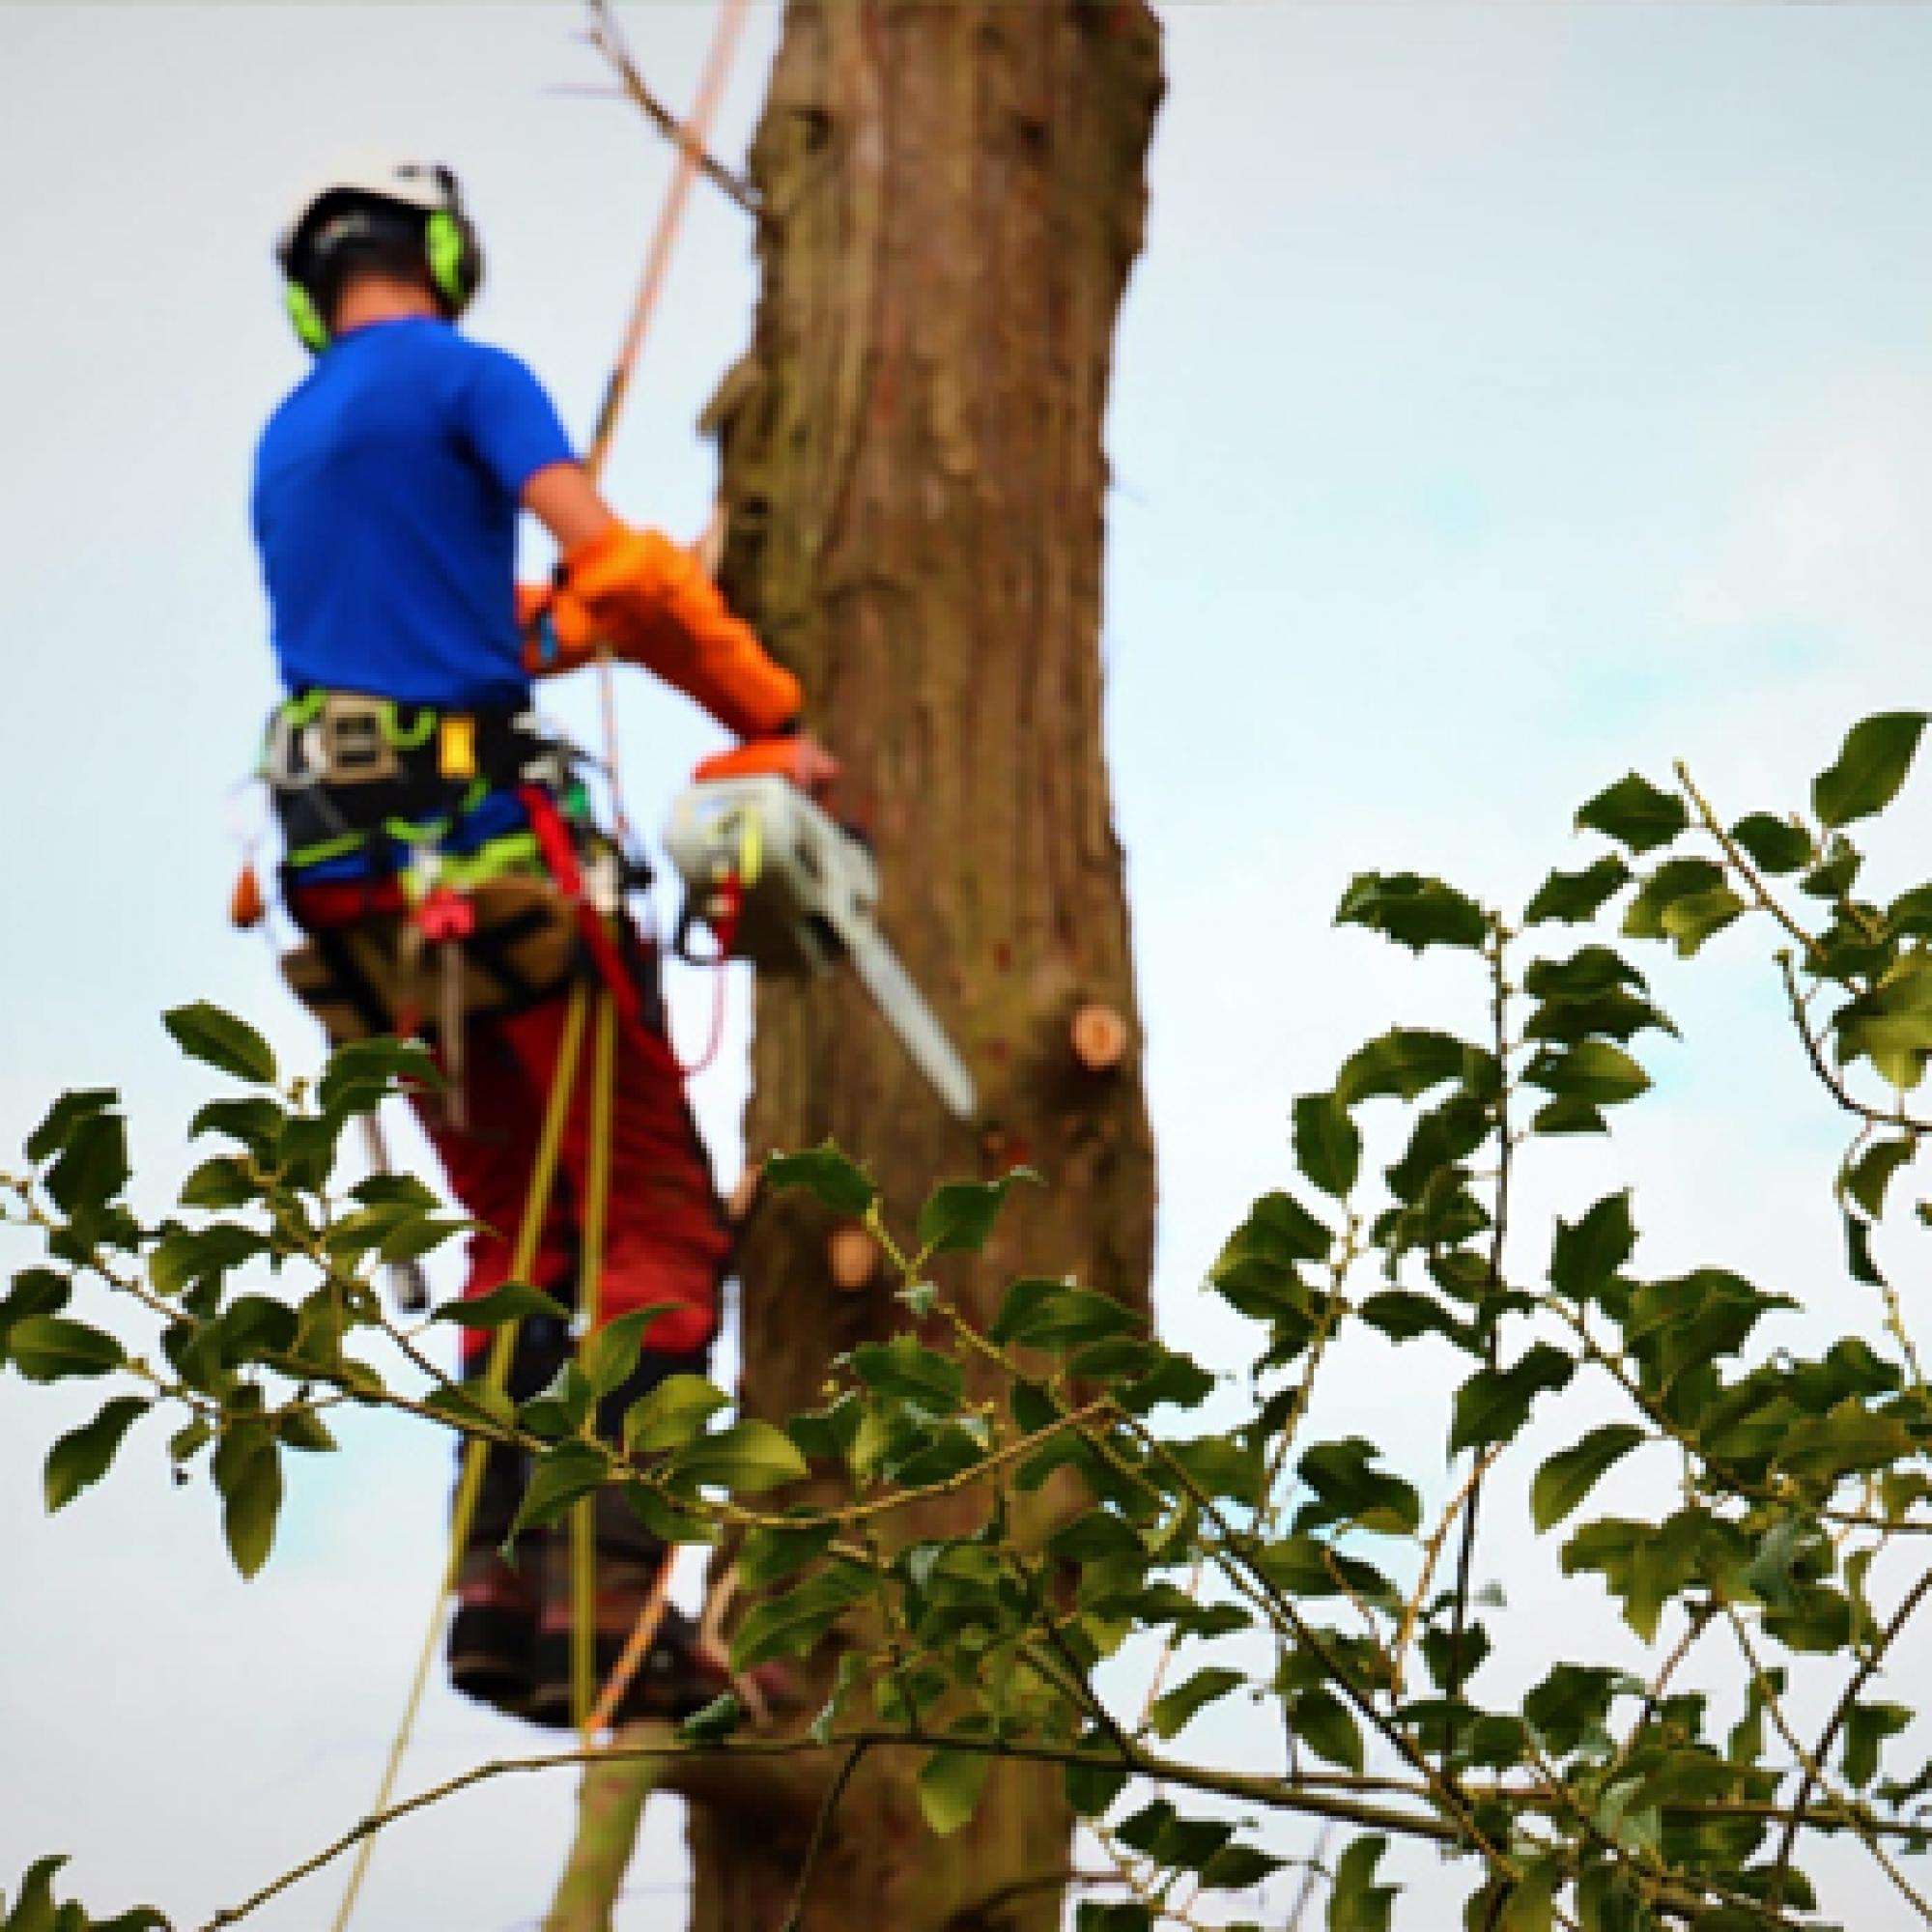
[
  {"xmin": 584, "ymin": 0, "xmax": 759, "ymax": 214},
  {"xmin": 779, "ymin": 1740, "xmax": 867, "ymax": 1932},
  {"xmin": 1444, "ymin": 916, "xmax": 1514, "ymax": 1762},
  {"xmin": 1715, "ymin": 1587, "xmax": 1932, "ymax": 1922},
  {"xmin": 1773, "ymin": 1564, "xmax": 1932, "ymax": 1908}
]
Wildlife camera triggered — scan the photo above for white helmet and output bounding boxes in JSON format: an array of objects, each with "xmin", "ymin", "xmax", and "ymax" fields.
[{"xmin": 276, "ymin": 157, "xmax": 483, "ymax": 351}]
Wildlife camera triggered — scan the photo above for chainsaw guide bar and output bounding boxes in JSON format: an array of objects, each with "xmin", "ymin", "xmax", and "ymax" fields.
[{"xmin": 664, "ymin": 777, "xmax": 979, "ymax": 1122}]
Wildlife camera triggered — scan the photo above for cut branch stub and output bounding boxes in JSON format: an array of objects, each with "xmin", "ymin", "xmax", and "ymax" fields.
[
  {"xmin": 1069, "ymin": 1004, "xmax": 1131, "ymax": 1074},
  {"xmin": 828, "ymin": 1224, "xmax": 881, "ymax": 1293}
]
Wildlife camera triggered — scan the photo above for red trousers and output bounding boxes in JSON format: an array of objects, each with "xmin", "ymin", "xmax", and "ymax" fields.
[{"xmin": 410, "ymin": 991, "xmax": 729, "ymax": 1367}]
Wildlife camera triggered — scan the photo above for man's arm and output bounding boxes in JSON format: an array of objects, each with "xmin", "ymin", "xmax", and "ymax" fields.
[
  {"xmin": 520, "ymin": 462, "xmax": 837, "ymax": 792},
  {"xmin": 523, "ymin": 460, "xmax": 615, "ymax": 554}
]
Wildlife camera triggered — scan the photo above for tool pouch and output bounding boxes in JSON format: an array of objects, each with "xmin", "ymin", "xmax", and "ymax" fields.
[{"xmin": 280, "ymin": 874, "xmax": 583, "ymax": 1045}]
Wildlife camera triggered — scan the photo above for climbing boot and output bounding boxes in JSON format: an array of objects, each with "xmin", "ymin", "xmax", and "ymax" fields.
[{"xmin": 446, "ymin": 1546, "xmax": 539, "ymax": 1716}]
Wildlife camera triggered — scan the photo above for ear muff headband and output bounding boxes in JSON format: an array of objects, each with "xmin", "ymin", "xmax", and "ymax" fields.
[{"xmin": 284, "ymin": 281, "xmax": 330, "ymax": 354}]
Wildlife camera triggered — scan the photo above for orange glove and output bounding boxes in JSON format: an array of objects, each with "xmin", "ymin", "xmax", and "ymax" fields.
[
  {"xmin": 518, "ymin": 581, "xmax": 605, "ymax": 678},
  {"xmin": 559, "ymin": 523, "xmax": 802, "ymax": 737},
  {"xmin": 695, "ymin": 734, "xmax": 841, "ymax": 799}
]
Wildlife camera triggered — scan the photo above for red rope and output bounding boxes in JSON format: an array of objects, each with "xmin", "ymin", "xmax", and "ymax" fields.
[{"xmin": 519, "ymin": 784, "xmax": 740, "ymax": 1082}]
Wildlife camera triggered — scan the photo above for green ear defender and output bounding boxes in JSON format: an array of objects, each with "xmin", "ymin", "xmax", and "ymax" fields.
[
  {"xmin": 424, "ymin": 209, "xmax": 466, "ymax": 307},
  {"xmin": 284, "ymin": 281, "xmax": 330, "ymax": 354}
]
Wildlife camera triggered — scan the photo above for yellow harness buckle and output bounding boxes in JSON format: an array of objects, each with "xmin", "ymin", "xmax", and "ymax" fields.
[{"xmin": 439, "ymin": 714, "xmax": 478, "ymax": 781}]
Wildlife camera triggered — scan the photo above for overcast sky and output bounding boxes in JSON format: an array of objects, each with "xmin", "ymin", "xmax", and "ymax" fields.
[{"xmin": 8, "ymin": 5, "xmax": 1932, "ymax": 1928}]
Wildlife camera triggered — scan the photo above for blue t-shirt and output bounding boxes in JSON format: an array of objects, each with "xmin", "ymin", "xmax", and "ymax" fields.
[{"xmin": 252, "ymin": 318, "xmax": 575, "ymax": 708}]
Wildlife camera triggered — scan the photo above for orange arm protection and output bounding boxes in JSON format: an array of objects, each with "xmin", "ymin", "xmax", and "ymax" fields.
[{"xmin": 540, "ymin": 523, "xmax": 802, "ymax": 738}]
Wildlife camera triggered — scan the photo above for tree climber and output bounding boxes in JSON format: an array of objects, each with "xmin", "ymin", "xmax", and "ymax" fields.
[{"xmin": 252, "ymin": 158, "xmax": 834, "ymax": 1726}]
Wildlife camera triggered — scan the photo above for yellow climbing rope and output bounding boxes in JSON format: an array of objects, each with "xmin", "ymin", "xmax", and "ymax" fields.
[{"xmin": 570, "ymin": 989, "xmax": 620, "ymax": 1735}]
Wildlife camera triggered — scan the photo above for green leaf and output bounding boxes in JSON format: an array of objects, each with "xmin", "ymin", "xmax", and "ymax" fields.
[
  {"xmin": 582, "ymin": 1306, "xmax": 677, "ymax": 1399},
  {"xmin": 917, "ymin": 1746, "xmax": 990, "ymax": 1836},
  {"xmin": 44, "ymin": 1110, "xmax": 128, "ymax": 1216},
  {"xmin": 1077, "ymin": 1905, "xmax": 1152, "ymax": 1932},
  {"xmin": 1293, "ymin": 1092, "xmax": 1361, "ymax": 1198},
  {"xmin": 738, "ymin": 1520, "xmax": 837, "ymax": 1588},
  {"xmin": 1531, "ymin": 1425, "xmax": 1645, "ymax": 1532},
  {"xmin": 149, "ymin": 1224, "xmax": 270, "ymax": 1301},
  {"xmin": 671, "ymin": 1419, "xmax": 808, "ymax": 1494},
  {"xmin": 1842, "ymin": 1700, "xmax": 1913, "ymax": 1788},
  {"xmin": 730, "ymin": 1561, "xmax": 872, "ymax": 1668},
  {"xmin": 1327, "ymin": 1834, "xmax": 1396, "ymax": 1932},
  {"xmin": 90, "ymin": 1909, "xmax": 172, "ymax": 1932},
  {"xmin": 1522, "ymin": 945, "xmax": 1645, "ymax": 1002},
  {"xmin": 351, "ymin": 1171, "xmax": 440, "ymax": 1210},
  {"xmin": 1523, "ymin": 855, "xmax": 1631, "ymax": 925},
  {"xmin": 1620, "ymin": 857, "xmax": 1726, "ymax": 942},
  {"xmin": 504, "ymin": 1441, "xmax": 611, "ymax": 1546},
  {"xmin": 1450, "ymin": 1345, "xmax": 1574, "ymax": 1453},
  {"xmin": 378, "ymin": 1215, "xmax": 468, "ymax": 1264},
  {"xmin": 1523, "ymin": 1040, "xmax": 1650, "ymax": 1106},
  {"xmin": 1113, "ymin": 1800, "xmax": 1235, "ymax": 1869},
  {"xmin": 1843, "ymin": 1136, "xmax": 1916, "ymax": 1220},
  {"xmin": 1198, "ymin": 1842, "xmax": 1286, "ymax": 1890},
  {"xmin": 1530, "ymin": 1096, "xmax": 1606, "ymax": 1137},
  {"xmin": 623, "ymin": 1374, "xmax": 729, "ymax": 1453},
  {"xmin": 1496, "ymin": 1861, "xmax": 1559, "ymax": 1932},
  {"xmin": 44, "ymin": 1397, "xmax": 150, "ymax": 1512},
  {"xmin": 1356, "ymin": 1290, "xmax": 1471, "ymax": 1350},
  {"xmin": 1147, "ymin": 1666, "xmax": 1245, "ymax": 1740},
  {"xmin": 1576, "ymin": 772, "xmax": 1688, "ymax": 853},
  {"xmin": 1295, "ymin": 1436, "xmax": 1422, "ymax": 1535},
  {"xmin": 1814, "ymin": 711, "xmax": 1927, "ymax": 828},
  {"xmin": 850, "ymin": 1333, "xmax": 964, "ymax": 1410},
  {"xmin": 1658, "ymin": 884, "xmax": 1747, "ymax": 956},
  {"xmin": 990, "ymin": 1280, "xmax": 1139, "ymax": 1350},
  {"xmin": 1549, "ymin": 1192, "xmax": 1636, "ymax": 1300},
  {"xmin": 25, "ymin": 1089, "xmax": 118, "ymax": 1164},
  {"xmin": 1730, "ymin": 812, "xmax": 1812, "ymax": 874},
  {"xmin": 6, "ymin": 1856, "xmax": 68, "ymax": 1932},
  {"xmin": 917, "ymin": 1168, "xmax": 1040, "ymax": 1256},
  {"xmin": 0, "ymin": 1271, "xmax": 71, "ymax": 1367},
  {"xmin": 764, "ymin": 1143, "xmax": 876, "ymax": 1216},
  {"xmin": 318, "ymin": 1037, "xmax": 440, "ymax": 1114},
  {"xmin": 1064, "ymin": 1743, "xmax": 1130, "ymax": 1817},
  {"xmin": 188, "ymin": 1096, "xmax": 286, "ymax": 1153},
  {"xmin": 422, "ymin": 1381, "xmax": 517, "ymax": 1434},
  {"xmin": 7, "ymin": 1317, "xmax": 126, "ymax": 1382},
  {"xmin": 1335, "ymin": 871, "xmax": 1489, "ymax": 952},
  {"xmin": 1292, "ymin": 1686, "xmax": 1363, "ymax": 1773},
  {"xmin": 180, "ymin": 1156, "xmax": 256, "ymax": 1212},
  {"xmin": 162, "ymin": 1002, "xmax": 278, "ymax": 1084},
  {"xmin": 677, "ymin": 1691, "xmax": 746, "ymax": 1744},
  {"xmin": 1803, "ymin": 841, "xmax": 1863, "ymax": 900},
  {"xmin": 212, "ymin": 1422, "xmax": 283, "ymax": 1578},
  {"xmin": 430, "ymin": 1281, "xmax": 563, "ymax": 1328},
  {"xmin": 1334, "ymin": 1029, "xmax": 1473, "ymax": 1106}
]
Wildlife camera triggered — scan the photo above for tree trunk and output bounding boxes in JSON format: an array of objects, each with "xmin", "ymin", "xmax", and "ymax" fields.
[{"xmin": 691, "ymin": 4, "xmax": 1164, "ymax": 1928}]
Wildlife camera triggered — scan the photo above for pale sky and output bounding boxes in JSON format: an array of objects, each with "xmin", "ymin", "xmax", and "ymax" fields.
[{"xmin": 7, "ymin": 5, "xmax": 1932, "ymax": 1927}]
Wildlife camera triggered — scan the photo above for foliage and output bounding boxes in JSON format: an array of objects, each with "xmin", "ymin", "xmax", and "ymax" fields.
[{"xmin": 10, "ymin": 714, "xmax": 1932, "ymax": 1927}]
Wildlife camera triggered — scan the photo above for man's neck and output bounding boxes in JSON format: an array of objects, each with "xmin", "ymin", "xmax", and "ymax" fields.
[{"xmin": 331, "ymin": 277, "xmax": 444, "ymax": 337}]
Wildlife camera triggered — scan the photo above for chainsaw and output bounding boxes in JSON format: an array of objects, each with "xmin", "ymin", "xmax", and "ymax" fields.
[{"xmin": 662, "ymin": 753, "xmax": 978, "ymax": 1122}]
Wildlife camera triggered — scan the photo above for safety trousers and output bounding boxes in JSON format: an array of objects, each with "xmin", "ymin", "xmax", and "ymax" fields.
[{"xmin": 411, "ymin": 988, "xmax": 732, "ymax": 1371}]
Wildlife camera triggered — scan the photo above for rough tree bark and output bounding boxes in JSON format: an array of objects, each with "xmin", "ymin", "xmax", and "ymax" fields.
[{"xmin": 551, "ymin": 3, "xmax": 1162, "ymax": 1926}]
